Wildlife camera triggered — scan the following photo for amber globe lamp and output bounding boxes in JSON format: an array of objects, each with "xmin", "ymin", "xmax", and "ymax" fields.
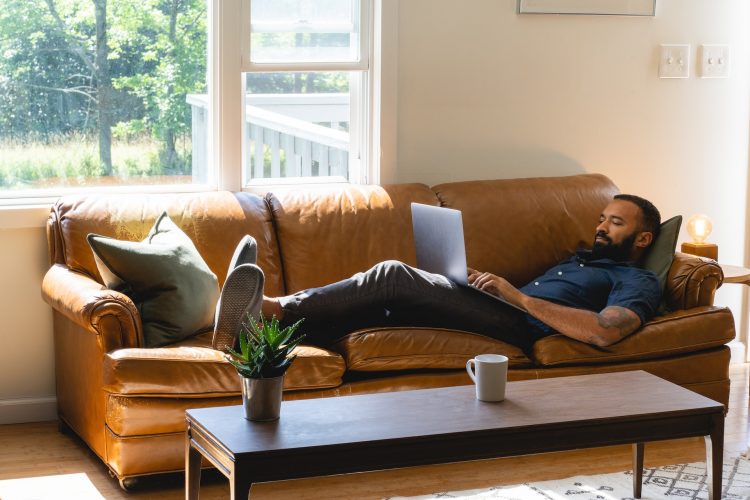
[{"xmin": 681, "ymin": 214, "xmax": 718, "ymax": 260}]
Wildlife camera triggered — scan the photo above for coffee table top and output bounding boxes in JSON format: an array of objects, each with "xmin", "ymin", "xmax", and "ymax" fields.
[{"xmin": 186, "ymin": 371, "xmax": 722, "ymax": 456}]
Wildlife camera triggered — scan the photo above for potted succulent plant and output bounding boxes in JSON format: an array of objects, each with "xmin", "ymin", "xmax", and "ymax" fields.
[{"xmin": 225, "ymin": 314, "xmax": 304, "ymax": 421}]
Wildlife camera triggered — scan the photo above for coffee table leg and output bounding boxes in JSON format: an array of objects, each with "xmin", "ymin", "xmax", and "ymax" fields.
[
  {"xmin": 632, "ymin": 442, "xmax": 644, "ymax": 498},
  {"xmin": 704, "ymin": 413, "xmax": 725, "ymax": 500},
  {"xmin": 230, "ymin": 470, "xmax": 251, "ymax": 500},
  {"xmin": 186, "ymin": 440, "xmax": 202, "ymax": 500}
]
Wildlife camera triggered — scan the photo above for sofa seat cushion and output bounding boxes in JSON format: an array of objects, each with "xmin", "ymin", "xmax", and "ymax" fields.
[
  {"xmin": 102, "ymin": 332, "xmax": 345, "ymax": 395},
  {"xmin": 333, "ymin": 328, "xmax": 532, "ymax": 372},
  {"xmin": 532, "ymin": 306, "xmax": 735, "ymax": 367}
]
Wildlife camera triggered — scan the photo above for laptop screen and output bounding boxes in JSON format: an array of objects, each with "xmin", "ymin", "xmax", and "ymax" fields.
[{"xmin": 411, "ymin": 203, "xmax": 469, "ymax": 286}]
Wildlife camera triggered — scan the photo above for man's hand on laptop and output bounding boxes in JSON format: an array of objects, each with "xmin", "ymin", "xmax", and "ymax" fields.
[{"xmin": 467, "ymin": 268, "xmax": 527, "ymax": 309}]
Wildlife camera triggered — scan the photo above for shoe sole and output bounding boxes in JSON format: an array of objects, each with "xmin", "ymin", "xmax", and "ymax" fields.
[{"xmin": 213, "ymin": 264, "xmax": 264, "ymax": 352}]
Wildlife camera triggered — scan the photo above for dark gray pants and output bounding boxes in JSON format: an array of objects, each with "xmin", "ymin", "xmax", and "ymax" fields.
[{"xmin": 278, "ymin": 260, "xmax": 543, "ymax": 351}]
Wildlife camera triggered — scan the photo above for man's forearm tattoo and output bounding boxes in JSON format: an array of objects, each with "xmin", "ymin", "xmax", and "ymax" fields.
[{"xmin": 597, "ymin": 307, "xmax": 640, "ymax": 338}]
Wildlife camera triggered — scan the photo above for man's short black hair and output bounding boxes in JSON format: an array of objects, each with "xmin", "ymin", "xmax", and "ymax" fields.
[{"xmin": 614, "ymin": 194, "xmax": 661, "ymax": 239}]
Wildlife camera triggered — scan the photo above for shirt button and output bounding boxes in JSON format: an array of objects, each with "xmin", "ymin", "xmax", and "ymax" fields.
[
  {"xmin": 557, "ymin": 271, "xmax": 563, "ymax": 275},
  {"xmin": 534, "ymin": 281, "xmax": 540, "ymax": 286}
]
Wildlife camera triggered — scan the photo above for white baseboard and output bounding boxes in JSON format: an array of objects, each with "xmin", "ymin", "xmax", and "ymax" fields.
[{"xmin": 0, "ymin": 397, "xmax": 57, "ymax": 424}]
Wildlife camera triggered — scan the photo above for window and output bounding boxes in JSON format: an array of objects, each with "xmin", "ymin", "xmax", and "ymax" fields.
[
  {"xmin": 0, "ymin": 0, "xmax": 379, "ymax": 201},
  {"xmin": 0, "ymin": 0, "xmax": 209, "ymax": 197},
  {"xmin": 249, "ymin": 0, "xmax": 364, "ymax": 65},
  {"xmin": 244, "ymin": 72, "xmax": 353, "ymax": 182},
  {"xmin": 238, "ymin": 0, "xmax": 372, "ymax": 185}
]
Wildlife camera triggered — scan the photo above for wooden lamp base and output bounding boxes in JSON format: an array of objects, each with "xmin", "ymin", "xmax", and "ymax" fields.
[{"xmin": 681, "ymin": 242, "xmax": 718, "ymax": 260}]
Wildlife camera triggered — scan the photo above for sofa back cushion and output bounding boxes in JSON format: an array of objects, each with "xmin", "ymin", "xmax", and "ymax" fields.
[
  {"xmin": 268, "ymin": 183, "xmax": 439, "ymax": 293},
  {"xmin": 433, "ymin": 173, "xmax": 619, "ymax": 287},
  {"xmin": 50, "ymin": 191, "xmax": 285, "ymax": 296}
]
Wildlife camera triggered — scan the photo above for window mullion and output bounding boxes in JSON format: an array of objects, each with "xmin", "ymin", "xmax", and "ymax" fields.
[{"xmin": 213, "ymin": 0, "xmax": 244, "ymax": 191}]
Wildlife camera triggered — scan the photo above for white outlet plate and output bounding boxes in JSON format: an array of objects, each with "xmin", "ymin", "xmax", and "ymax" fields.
[
  {"xmin": 659, "ymin": 44, "xmax": 690, "ymax": 78},
  {"xmin": 700, "ymin": 44, "xmax": 730, "ymax": 78}
]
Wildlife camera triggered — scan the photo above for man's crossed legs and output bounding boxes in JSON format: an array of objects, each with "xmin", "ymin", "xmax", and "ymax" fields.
[{"xmin": 213, "ymin": 238, "xmax": 539, "ymax": 353}]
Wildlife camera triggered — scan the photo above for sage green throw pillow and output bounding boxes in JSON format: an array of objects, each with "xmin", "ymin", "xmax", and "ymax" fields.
[
  {"xmin": 642, "ymin": 215, "xmax": 682, "ymax": 294},
  {"xmin": 87, "ymin": 212, "xmax": 220, "ymax": 347}
]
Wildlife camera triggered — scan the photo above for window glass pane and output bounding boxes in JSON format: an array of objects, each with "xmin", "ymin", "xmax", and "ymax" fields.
[
  {"xmin": 0, "ymin": 0, "xmax": 208, "ymax": 193},
  {"xmin": 244, "ymin": 72, "xmax": 351, "ymax": 181},
  {"xmin": 250, "ymin": 0, "xmax": 360, "ymax": 63}
]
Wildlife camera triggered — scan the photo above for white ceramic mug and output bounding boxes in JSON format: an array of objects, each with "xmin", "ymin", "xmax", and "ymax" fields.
[{"xmin": 466, "ymin": 354, "xmax": 508, "ymax": 402}]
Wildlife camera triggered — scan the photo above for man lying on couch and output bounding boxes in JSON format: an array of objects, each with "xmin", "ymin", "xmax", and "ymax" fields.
[{"xmin": 213, "ymin": 194, "xmax": 662, "ymax": 353}]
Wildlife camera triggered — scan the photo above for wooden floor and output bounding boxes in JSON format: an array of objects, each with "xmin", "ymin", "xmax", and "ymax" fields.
[{"xmin": 1, "ymin": 365, "xmax": 748, "ymax": 499}]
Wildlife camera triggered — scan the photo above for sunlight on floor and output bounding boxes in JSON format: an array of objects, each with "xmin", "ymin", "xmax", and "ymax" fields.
[
  {"xmin": 532, "ymin": 485, "xmax": 619, "ymax": 500},
  {"xmin": 466, "ymin": 483, "xmax": 620, "ymax": 500},
  {"xmin": 0, "ymin": 473, "xmax": 104, "ymax": 500}
]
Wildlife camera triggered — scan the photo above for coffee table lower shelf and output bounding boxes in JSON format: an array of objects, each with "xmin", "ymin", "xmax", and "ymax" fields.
[{"xmin": 185, "ymin": 371, "xmax": 725, "ymax": 500}]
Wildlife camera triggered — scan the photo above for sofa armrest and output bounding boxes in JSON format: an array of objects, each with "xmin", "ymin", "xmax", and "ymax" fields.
[
  {"xmin": 41, "ymin": 264, "xmax": 143, "ymax": 351},
  {"xmin": 665, "ymin": 252, "xmax": 724, "ymax": 310},
  {"xmin": 532, "ymin": 306, "xmax": 734, "ymax": 367}
]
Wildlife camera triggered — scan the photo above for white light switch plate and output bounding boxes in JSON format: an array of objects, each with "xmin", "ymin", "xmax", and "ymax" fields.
[
  {"xmin": 659, "ymin": 44, "xmax": 690, "ymax": 79},
  {"xmin": 700, "ymin": 44, "xmax": 730, "ymax": 78}
]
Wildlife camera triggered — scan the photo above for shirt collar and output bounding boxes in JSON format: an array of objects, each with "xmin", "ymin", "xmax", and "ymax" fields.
[{"xmin": 575, "ymin": 248, "xmax": 636, "ymax": 267}]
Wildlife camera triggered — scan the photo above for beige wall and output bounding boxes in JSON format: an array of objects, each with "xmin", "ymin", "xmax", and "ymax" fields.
[
  {"xmin": 0, "ymin": 225, "xmax": 56, "ymax": 423},
  {"xmin": 395, "ymin": 0, "xmax": 750, "ymax": 339}
]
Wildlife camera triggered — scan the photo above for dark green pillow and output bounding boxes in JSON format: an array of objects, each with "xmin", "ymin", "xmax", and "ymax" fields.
[
  {"xmin": 87, "ymin": 212, "xmax": 220, "ymax": 347},
  {"xmin": 642, "ymin": 215, "xmax": 682, "ymax": 294}
]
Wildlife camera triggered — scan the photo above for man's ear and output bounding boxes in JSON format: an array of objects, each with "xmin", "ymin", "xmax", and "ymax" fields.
[{"xmin": 635, "ymin": 231, "xmax": 654, "ymax": 249}]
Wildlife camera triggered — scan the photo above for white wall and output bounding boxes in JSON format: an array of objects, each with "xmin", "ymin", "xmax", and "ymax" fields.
[
  {"xmin": 395, "ymin": 0, "xmax": 750, "ymax": 347},
  {"xmin": 0, "ymin": 223, "xmax": 56, "ymax": 423}
]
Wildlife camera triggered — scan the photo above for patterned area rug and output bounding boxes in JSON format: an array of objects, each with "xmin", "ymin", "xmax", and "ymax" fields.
[{"xmin": 387, "ymin": 454, "xmax": 750, "ymax": 500}]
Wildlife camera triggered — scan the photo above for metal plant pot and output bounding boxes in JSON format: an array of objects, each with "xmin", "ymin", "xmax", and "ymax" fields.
[{"xmin": 240, "ymin": 374, "xmax": 284, "ymax": 421}]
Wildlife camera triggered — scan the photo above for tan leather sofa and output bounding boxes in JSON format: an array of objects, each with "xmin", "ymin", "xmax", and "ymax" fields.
[{"xmin": 41, "ymin": 173, "xmax": 735, "ymax": 486}]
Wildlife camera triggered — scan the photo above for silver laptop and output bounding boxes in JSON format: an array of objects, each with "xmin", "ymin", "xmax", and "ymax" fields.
[{"xmin": 411, "ymin": 203, "xmax": 526, "ymax": 312}]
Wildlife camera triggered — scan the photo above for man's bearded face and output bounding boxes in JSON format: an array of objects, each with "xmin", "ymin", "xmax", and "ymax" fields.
[{"xmin": 591, "ymin": 229, "xmax": 638, "ymax": 262}]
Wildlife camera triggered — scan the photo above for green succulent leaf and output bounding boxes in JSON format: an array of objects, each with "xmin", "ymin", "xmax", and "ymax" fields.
[{"xmin": 225, "ymin": 313, "xmax": 305, "ymax": 379}]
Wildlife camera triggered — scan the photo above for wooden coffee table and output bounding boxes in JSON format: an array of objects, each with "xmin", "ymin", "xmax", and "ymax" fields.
[{"xmin": 185, "ymin": 371, "xmax": 724, "ymax": 499}]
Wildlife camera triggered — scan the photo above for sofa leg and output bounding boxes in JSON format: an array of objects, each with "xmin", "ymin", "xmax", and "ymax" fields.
[
  {"xmin": 119, "ymin": 477, "xmax": 139, "ymax": 491},
  {"xmin": 107, "ymin": 469, "xmax": 139, "ymax": 491},
  {"xmin": 57, "ymin": 418, "xmax": 72, "ymax": 435}
]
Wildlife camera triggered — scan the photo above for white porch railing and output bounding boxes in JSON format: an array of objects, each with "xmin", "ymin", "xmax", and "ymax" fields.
[{"xmin": 186, "ymin": 93, "xmax": 350, "ymax": 182}]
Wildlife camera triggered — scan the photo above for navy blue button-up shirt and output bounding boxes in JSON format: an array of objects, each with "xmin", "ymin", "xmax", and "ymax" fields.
[{"xmin": 518, "ymin": 250, "xmax": 662, "ymax": 335}]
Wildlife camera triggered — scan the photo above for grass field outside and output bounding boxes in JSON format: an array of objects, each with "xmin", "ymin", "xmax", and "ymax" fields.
[{"xmin": 0, "ymin": 136, "xmax": 193, "ymax": 189}]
